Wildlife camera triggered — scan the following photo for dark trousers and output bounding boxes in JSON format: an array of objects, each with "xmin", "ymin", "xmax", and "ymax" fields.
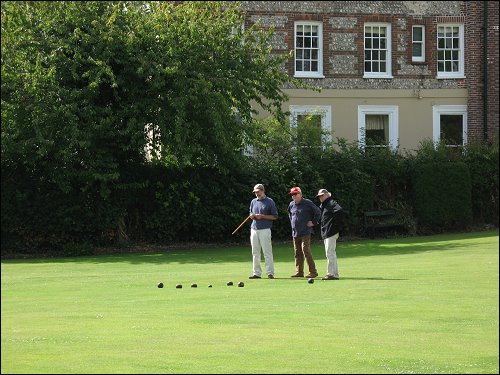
[{"xmin": 292, "ymin": 234, "xmax": 317, "ymax": 275}]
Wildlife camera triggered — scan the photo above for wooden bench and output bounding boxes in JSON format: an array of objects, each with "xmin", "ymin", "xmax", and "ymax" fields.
[{"xmin": 363, "ymin": 209, "xmax": 406, "ymax": 238}]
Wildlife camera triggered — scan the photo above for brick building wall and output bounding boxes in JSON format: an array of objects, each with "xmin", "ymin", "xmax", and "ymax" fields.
[
  {"xmin": 485, "ymin": 1, "xmax": 499, "ymax": 141},
  {"xmin": 465, "ymin": 1, "xmax": 499, "ymax": 142},
  {"xmin": 242, "ymin": 1, "xmax": 499, "ymax": 143}
]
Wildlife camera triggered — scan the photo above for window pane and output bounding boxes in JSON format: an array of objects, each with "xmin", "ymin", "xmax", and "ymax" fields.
[
  {"xmin": 295, "ymin": 23, "xmax": 321, "ymax": 74},
  {"xmin": 440, "ymin": 115, "xmax": 463, "ymax": 145},
  {"xmin": 413, "ymin": 43, "xmax": 422, "ymax": 56},
  {"xmin": 413, "ymin": 27, "xmax": 422, "ymax": 41},
  {"xmin": 365, "ymin": 114, "xmax": 389, "ymax": 146},
  {"xmin": 364, "ymin": 24, "xmax": 388, "ymax": 74},
  {"xmin": 298, "ymin": 114, "xmax": 322, "ymax": 147}
]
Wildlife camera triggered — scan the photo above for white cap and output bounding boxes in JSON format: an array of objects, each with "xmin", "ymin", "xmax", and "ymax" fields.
[
  {"xmin": 316, "ymin": 188, "xmax": 329, "ymax": 196},
  {"xmin": 253, "ymin": 183, "xmax": 265, "ymax": 192}
]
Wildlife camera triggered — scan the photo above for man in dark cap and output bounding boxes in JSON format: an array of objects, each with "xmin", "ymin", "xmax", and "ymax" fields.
[{"xmin": 316, "ymin": 189, "xmax": 344, "ymax": 280}]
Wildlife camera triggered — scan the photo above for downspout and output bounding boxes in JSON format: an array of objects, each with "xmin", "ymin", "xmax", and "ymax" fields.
[{"xmin": 483, "ymin": 1, "xmax": 488, "ymax": 142}]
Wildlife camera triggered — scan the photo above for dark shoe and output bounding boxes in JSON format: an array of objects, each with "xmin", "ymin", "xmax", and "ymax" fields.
[
  {"xmin": 248, "ymin": 275, "xmax": 261, "ymax": 279},
  {"xmin": 305, "ymin": 273, "xmax": 318, "ymax": 278},
  {"xmin": 322, "ymin": 275, "xmax": 339, "ymax": 280},
  {"xmin": 291, "ymin": 273, "xmax": 304, "ymax": 277},
  {"xmin": 267, "ymin": 274, "xmax": 274, "ymax": 279}
]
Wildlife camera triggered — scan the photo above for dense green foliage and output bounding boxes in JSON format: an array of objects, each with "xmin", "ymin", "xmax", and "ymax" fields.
[
  {"xmin": 412, "ymin": 162, "xmax": 472, "ymax": 230},
  {"xmin": 1, "ymin": 1, "xmax": 294, "ymax": 253},
  {"xmin": 1, "ymin": 2, "xmax": 498, "ymax": 255}
]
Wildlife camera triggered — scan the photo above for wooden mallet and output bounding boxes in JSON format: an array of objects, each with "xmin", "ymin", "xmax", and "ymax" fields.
[{"xmin": 232, "ymin": 215, "xmax": 252, "ymax": 235}]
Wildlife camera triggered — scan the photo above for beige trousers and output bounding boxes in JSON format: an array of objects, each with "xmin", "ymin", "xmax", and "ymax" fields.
[{"xmin": 250, "ymin": 228, "xmax": 274, "ymax": 277}]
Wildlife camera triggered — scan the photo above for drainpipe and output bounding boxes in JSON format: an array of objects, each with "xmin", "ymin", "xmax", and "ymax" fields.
[{"xmin": 483, "ymin": 1, "xmax": 488, "ymax": 142}]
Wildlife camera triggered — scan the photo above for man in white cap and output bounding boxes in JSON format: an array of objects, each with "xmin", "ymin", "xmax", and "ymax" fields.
[
  {"xmin": 248, "ymin": 183, "xmax": 279, "ymax": 279},
  {"xmin": 316, "ymin": 188, "xmax": 344, "ymax": 280}
]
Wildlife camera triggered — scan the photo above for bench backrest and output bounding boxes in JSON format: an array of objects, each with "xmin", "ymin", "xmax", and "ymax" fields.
[{"xmin": 364, "ymin": 209, "xmax": 396, "ymax": 217}]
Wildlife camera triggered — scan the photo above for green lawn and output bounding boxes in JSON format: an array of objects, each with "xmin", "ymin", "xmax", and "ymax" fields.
[{"xmin": 1, "ymin": 230, "xmax": 498, "ymax": 374}]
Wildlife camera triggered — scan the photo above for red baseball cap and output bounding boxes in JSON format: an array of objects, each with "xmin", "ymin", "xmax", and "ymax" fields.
[{"xmin": 289, "ymin": 187, "xmax": 302, "ymax": 195}]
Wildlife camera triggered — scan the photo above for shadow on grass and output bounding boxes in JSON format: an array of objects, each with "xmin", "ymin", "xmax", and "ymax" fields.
[
  {"xmin": 271, "ymin": 276, "xmax": 407, "ymax": 281},
  {"xmin": 3, "ymin": 230, "xmax": 497, "ymax": 266}
]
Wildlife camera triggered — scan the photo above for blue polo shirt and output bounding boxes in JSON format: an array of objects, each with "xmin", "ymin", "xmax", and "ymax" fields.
[
  {"xmin": 288, "ymin": 198, "xmax": 321, "ymax": 237},
  {"xmin": 249, "ymin": 196, "xmax": 279, "ymax": 230}
]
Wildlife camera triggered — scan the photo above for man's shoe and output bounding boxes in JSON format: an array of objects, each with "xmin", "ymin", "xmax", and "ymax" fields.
[
  {"xmin": 322, "ymin": 275, "xmax": 339, "ymax": 280},
  {"xmin": 291, "ymin": 273, "xmax": 304, "ymax": 277},
  {"xmin": 248, "ymin": 275, "xmax": 261, "ymax": 279},
  {"xmin": 305, "ymin": 273, "xmax": 318, "ymax": 278},
  {"xmin": 267, "ymin": 274, "xmax": 274, "ymax": 279}
]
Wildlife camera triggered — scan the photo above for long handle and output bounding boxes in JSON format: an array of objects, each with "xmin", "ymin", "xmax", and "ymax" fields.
[{"xmin": 231, "ymin": 215, "xmax": 252, "ymax": 235}]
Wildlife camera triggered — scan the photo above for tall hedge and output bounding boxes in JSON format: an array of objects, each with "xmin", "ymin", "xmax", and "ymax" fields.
[{"xmin": 412, "ymin": 162, "xmax": 472, "ymax": 230}]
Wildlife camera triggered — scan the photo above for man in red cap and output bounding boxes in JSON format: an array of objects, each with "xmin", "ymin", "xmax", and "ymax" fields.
[{"xmin": 287, "ymin": 186, "xmax": 321, "ymax": 278}]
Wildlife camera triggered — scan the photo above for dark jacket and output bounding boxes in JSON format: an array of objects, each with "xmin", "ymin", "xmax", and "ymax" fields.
[{"xmin": 319, "ymin": 196, "xmax": 344, "ymax": 239}]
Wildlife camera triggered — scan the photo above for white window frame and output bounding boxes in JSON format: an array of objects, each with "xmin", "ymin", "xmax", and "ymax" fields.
[
  {"xmin": 363, "ymin": 23, "xmax": 393, "ymax": 78},
  {"xmin": 358, "ymin": 105, "xmax": 399, "ymax": 150},
  {"xmin": 289, "ymin": 105, "xmax": 332, "ymax": 148},
  {"xmin": 432, "ymin": 105, "xmax": 468, "ymax": 146},
  {"xmin": 412, "ymin": 25, "xmax": 425, "ymax": 62},
  {"xmin": 294, "ymin": 21, "xmax": 324, "ymax": 78},
  {"xmin": 436, "ymin": 24, "xmax": 465, "ymax": 79}
]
